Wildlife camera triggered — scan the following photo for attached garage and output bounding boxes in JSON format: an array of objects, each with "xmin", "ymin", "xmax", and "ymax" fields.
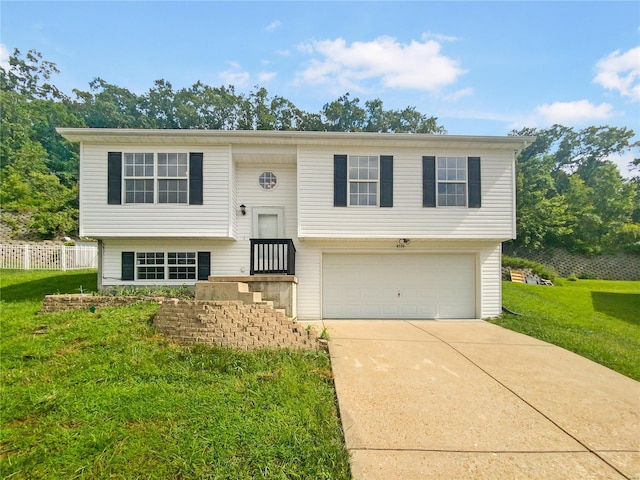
[{"xmin": 322, "ymin": 253, "xmax": 476, "ymax": 319}]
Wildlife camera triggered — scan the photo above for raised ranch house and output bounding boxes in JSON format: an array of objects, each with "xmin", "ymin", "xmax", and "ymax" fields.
[{"xmin": 58, "ymin": 128, "xmax": 532, "ymax": 320}]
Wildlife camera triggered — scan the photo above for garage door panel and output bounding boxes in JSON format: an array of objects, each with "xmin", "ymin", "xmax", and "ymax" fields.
[{"xmin": 323, "ymin": 254, "xmax": 475, "ymax": 319}]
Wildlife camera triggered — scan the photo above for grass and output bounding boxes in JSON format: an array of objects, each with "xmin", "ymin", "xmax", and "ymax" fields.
[
  {"xmin": 0, "ymin": 270, "xmax": 351, "ymax": 479},
  {"xmin": 493, "ymin": 278, "xmax": 640, "ymax": 381}
]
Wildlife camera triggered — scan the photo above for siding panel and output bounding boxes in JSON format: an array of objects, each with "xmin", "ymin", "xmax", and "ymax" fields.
[
  {"xmin": 80, "ymin": 145, "xmax": 232, "ymax": 238},
  {"xmin": 298, "ymin": 146, "xmax": 515, "ymax": 240}
]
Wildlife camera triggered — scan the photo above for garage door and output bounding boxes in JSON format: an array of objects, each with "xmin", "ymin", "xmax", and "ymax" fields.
[{"xmin": 322, "ymin": 254, "xmax": 476, "ymax": 319}]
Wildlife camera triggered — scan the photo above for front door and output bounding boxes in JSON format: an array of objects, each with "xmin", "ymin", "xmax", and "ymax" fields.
[
  {"xmin": 252, "ymin": 207, "xmax": 285, "ymax": 273},
  {"xmin": 253, "ymin": 207, "xmax": 285, "ymax": 239}
]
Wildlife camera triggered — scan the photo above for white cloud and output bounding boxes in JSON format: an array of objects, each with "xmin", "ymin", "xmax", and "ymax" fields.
[
  {"xmin": 507, "ymin": 100, "xmax": 615, "ymax": 131},
  {"xmin": 258, "ymin": 71, "xmax": 277, "ymax": 82},
  {"xmin": 535, "ymin": 100, "xmax": 614, "ymax": 125},
  {"xmin": 0, "ymin": 44, "xmax": 10, "ymax": 71},
  {"xmin": 594, "ymin": 46, "xmax": 640, "ymax": 102},
  {"xmin": 296, "ymin": 35, "xmax": 465, "ymax": 93},
  {"xmin": 219, "ymin": 69, "xmax": 250, "ymax": 88},
  {"xmin": 265, "ymin": 20, "xmax": 281, "ymax": 32}
]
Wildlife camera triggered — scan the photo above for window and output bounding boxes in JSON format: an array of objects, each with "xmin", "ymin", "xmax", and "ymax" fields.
[
  {"xmin": 135, "ymin": 252, "xmax": 196, "ymax": 280},
  {"xmin": 437, "ymin": 157, "xmax": 467, "ymax": 206},
  {"xmin": 122, "ymin": 251, "xmax": 210, "ymax": 281},
  {"xmin": 123, "ymin": 152, "xmax": 189, "ymax": 204},
  {"xmin": 158, "ymin": 153, "xmax": 188, "ymax": 203},
  {"xmin": 136, "ymin": 252, "xmax": 165, "ymax": 279},
  {"xmin": 167, "ymin": 252, "xmax": 196, "ymax": 279},
  {"xmin": 124, "ymin": 153, "xmax": 154, "ymax": 203},
  {"xmin": 349, "ymin": 156, "xmax": 378, "ymax": 206},
  {"xmin": 259, "ymin": 171, "xmax": 278, "ymax": 190}
]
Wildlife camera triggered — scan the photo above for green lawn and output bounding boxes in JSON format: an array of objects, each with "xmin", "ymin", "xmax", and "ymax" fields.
[
  {"xmin": 493, "ymin": 279, "xmax": 640, "ymax": 381},
  {"xmin": 0, "ymin": 270, "xmax": 351, "ymax": 479}
]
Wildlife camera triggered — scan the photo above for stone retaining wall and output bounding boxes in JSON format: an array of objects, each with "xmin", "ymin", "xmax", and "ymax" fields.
[
  {"xmin": 39, "ymin": 295, "xmax": 319, "ymax": 351},
  {"xmin": 39, "ymin": 294, "xmax": 150, "ymax": 313},
  {"xmin": 154, "ymin": 299, "xmax": 318, "ymax": 350},
  {"xmin": 503, "ymin": 245, "xmax": 640, "ymax": 281}
]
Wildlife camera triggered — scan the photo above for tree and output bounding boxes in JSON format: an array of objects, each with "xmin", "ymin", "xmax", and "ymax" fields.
[
  {"xmin": 510, "ymin": 125, "xmax": 639, "ymax": 253},
  {"xmin": 1, "ymin": 49, "xmax": 81, "ymax": 236}
]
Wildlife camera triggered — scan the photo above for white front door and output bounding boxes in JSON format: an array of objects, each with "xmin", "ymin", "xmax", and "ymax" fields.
[{"xmin": 252, "ymin": 207, "xmax": 285, "ymax": 239}]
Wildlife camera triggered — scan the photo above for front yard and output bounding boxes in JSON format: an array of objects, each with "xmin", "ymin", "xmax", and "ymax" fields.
[
  {"xmin": 0, "ymin": 270, "xmax": 351, "ymax": 479},
  {"xmin": 494, "ymin": 278, "xmax": 640, "ymax": 381}
]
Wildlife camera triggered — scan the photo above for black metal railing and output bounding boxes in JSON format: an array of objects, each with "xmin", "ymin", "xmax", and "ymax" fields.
[{"xmin": 250, "ymin": 239, "xmax": 296, "ymax": 275}]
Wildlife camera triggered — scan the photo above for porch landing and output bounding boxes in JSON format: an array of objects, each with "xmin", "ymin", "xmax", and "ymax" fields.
[{"xmin": 196, "ymin": 275, "xmax": 298, "ymax": 318}]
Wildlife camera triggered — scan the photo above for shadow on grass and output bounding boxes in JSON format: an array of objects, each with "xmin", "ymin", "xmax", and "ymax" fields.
[
  {"xmin": 0, "ymin": 272, "xmax": 98, "ymax": 302},
  {"xmin": 591, "ymin": 292, "xmax": 640, "ymax": 325}
]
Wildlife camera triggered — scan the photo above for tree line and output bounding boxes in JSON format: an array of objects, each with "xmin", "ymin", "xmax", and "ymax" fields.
[{"xmin": 1, "ymin": 48, "xmax": 638, "ymax": 253}]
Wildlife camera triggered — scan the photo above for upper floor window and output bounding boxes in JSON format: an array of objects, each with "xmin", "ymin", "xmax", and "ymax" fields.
[
  {"xmin": 122, "ymin": 153, "xmax": 189, "ymax": 204},
  {"xmin": 349, "ymin": 156, "xmax": 378, "ymax": 206},
  {"xmin": 259, "ymin": 171, "xmax": 278, "ymax": 190},
  {"xmin": 334, "ymin": 154, "xmax": 393, "ymax": 208},
  {"xmin": 124, "ymin": 153, "xmax": 154, "ymax": 203},
  {"xmin": 423, "ymin": 156, "xmax": 481, "ymax": 208},
  {"xmin": 437, "ymin": 157, "xmax": 467, "ymax": 207},
  {"xmin": 109, "ymin": 152, "xmax": 203, "ymax": 206},
  {"xmin": 158, "ymin": 153, "xmax": 188, "ymax": 203}
]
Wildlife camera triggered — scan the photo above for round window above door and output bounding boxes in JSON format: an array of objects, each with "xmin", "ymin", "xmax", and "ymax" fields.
[{"xmin": 258, "ymin": 171, "xmax": 278, "ymax": 190}]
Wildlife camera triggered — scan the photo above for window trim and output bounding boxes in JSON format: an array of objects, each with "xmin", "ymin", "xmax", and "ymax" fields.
[
  {"xmin": 121, "ymin": 152, "xmax": 191, "ymax": 205},
  {"xmin": 436, "ymin": 156, "xmax": 468, "ymax": 208},
  {"xmin": 423, "ymin": 156, "xmax": 481, "ymax": 209},
  {"xmin": 123, "ymin": 250, "xmax": 209, "ymax": 281},
  {"xmin": 348, "ymin": 155, "xmax": 379, "ymax": 207},
  {"xmin": 258, "ymin": 171, "xmax": 278, "ymax": 191}
]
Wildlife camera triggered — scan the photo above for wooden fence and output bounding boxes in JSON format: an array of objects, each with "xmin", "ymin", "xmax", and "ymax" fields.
[{"xmin": 0, "ymin": 244, "xmax": 98, "ymax": 270}]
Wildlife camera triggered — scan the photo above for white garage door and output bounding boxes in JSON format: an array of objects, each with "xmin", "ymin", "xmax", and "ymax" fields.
[{"xmin": 322, "ymin": 254, "xmax": 476, "ymax": 319}]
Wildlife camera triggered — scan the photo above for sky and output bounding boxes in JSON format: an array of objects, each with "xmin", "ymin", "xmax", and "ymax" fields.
[{"xmin": 1, "ymin": 1, "xmax": 639, "ymax": 175}]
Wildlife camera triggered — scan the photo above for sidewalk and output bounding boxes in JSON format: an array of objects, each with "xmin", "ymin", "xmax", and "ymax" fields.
[{"xmin": 324, "ymin": 320, "xmax": 640, "ymax": 479}]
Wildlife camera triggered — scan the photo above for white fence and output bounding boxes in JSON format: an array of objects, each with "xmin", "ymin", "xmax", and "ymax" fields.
[{"xmin": 0, "ymin": 244, "xmax": 98, "ymax": 270}]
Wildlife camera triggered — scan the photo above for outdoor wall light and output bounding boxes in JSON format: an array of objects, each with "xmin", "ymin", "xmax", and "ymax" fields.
[
  {"xmin": 396, "ymin": 238, "xmax": 411, "ymax": 248},
  {"xmin": 240, "ymin": 204, "xmax": 247, "ymax": 216}
]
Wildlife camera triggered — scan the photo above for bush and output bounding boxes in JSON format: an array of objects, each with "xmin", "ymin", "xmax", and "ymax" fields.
[{"xmin": 502, "ymin": 255, "xmax": 558, "ymax": 282}]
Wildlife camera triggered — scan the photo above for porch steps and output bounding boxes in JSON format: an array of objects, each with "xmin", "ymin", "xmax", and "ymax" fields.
[{"xmin": 195, "ymin": 281, "xmax": 286, "ymax": 317}]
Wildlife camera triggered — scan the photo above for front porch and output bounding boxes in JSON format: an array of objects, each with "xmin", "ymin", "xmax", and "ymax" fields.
[{"xmin": 195, "ymin": 274, "xmax": 298, "ymax": 318}]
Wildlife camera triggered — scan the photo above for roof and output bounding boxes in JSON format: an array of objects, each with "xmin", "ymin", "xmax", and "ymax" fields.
[{"xmin": 57, "ymin": 128, "xmax": 534, "ymax": 153}]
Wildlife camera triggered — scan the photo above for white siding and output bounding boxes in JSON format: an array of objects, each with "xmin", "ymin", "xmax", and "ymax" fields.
[
  {"xmin": 297, "ymin": 145, "xmax": 515, "ymax": 240},
  {"xmin": 479, "ymin": 243, "xmax": 503, "ymax": 318},
  {"xmin": 101, "ymin": 238, "xmax": 502, "ymax": 319},
  {"xmin": 79, "ymin": 144, "xmax": 233, "ymax": 238}
]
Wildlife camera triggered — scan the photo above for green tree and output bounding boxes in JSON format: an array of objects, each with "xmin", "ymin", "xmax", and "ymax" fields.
[
  {"xmin": 510, "ymin": 125, "xmax": 639, "ymax": 253},
  {"xmin": 1, "ymin": 48, "xmax": 80, "ymax": 236}
]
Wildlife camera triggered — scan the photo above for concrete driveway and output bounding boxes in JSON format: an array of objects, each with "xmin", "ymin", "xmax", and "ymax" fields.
[{"xmin": 323, "ymin": 320, "xmax": 640, "ymax": 480}]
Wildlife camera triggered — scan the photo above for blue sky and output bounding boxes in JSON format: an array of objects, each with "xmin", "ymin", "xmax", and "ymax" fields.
[{"xmin": 2, "ymin": 1, "xmax": 639, "ymax": 175}]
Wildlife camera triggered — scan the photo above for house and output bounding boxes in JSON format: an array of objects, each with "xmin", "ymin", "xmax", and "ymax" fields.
[{"xmin": 57, "ymin": 128, "xmax": 532, "ymax": 320}]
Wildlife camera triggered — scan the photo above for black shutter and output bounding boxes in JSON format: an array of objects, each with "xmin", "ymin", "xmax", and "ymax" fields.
[
  {"xmin": 121, "ymin": 251, "xmax": 135, "ymax": 281},
  {"xmin": 380, "ymin": 155, "xmax": 393, "ymax": 207},
  {"xmin": 334, "ymin": 154, "xmax": 348, "ymax": 207},
  {"xmin": 422, "ymin": 156, "xmax": 436, "ymax": 208},
  {"xmin": 189, "ymin": 152, "xmax": 203, "ymax": 205},
  {"xmin": 468, "ymin": 157, "xmax": 481, "ymax": 208},
  {"xmin": 197, "ymin": 251, "xmax": 211, "ymax": 280},
  {"xmin": 108, "ymin": 152, "xmax": 122, "ymax": 205}
]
